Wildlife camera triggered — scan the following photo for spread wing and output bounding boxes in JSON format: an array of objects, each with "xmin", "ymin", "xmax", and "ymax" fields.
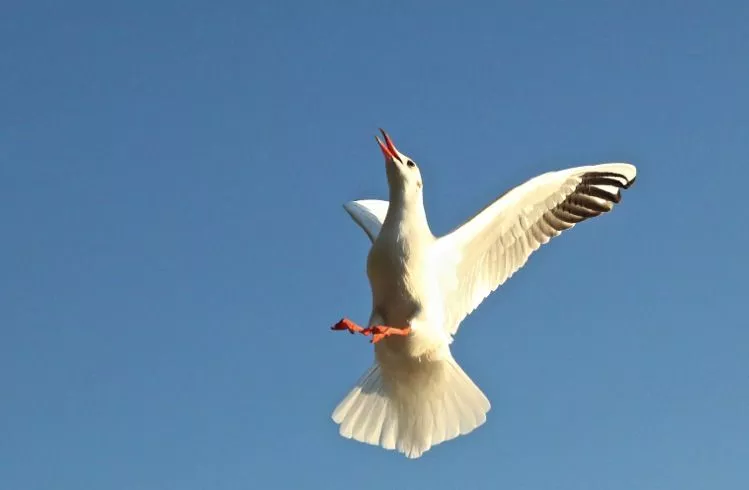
[
  {"xmin": 434, "ymin": 163, "xmax": 637, "ymax": 335},
  {"xmin": 343, "ymin": 199, "xmax": 390, "ymax": 242}
]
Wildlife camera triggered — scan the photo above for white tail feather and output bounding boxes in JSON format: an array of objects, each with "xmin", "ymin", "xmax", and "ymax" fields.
[{"xmin": 331, "ymin": 354, "xmax": 490, "ymax": 458}]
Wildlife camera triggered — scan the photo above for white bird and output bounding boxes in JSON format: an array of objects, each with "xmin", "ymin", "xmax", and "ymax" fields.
[{"xmin": 330, "ymin": 129, "xmax": 637, "ymax": 459}]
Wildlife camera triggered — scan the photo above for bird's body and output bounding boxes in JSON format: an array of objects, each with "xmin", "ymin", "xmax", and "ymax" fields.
[
  {"xmin": 366, "ymin": 201, "xmax": 447, "ymax": 359},
  {"xmin": 331, "ymin": 130, "xmax": 637, "ymax": 458}
]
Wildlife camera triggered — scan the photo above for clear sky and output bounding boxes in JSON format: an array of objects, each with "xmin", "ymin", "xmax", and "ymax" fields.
[{"xmin": 2, "ymin": 1, "xmax": 748, "ymax": 489}]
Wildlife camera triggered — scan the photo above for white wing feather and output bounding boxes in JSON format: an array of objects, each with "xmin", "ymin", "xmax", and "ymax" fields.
[
  {"xmin": 343, "ymin": 199, "xmax": 390, "ymax": 242},
  {"xmin": 435, "ymin": 163, "xmax": 637, "ymax": 335}
]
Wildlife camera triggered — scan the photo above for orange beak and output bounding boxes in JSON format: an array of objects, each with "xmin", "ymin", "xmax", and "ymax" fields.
[{"xmin": 375, "ymin": 128, "xmax": 402, "ymax": 163}]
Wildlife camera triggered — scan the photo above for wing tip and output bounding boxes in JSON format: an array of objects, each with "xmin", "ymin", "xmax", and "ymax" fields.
[{"xmin": 611, "ymin": 162, "xmax": 637, "ymax": 186}]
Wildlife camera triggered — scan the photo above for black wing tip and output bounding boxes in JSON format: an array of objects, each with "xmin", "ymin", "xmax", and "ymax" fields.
[
  {"xmin": 601, "ymin": 170, "xmax": 637, "ymax": 187},
  {"xmin": 583, "ymin": 170, "xmax": 637, "ymax": 197}
]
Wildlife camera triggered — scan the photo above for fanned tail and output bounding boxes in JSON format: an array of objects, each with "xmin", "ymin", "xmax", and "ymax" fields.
[{"xmin": 331, "ymin": 352, "xmax": 490, "ymax": 458}]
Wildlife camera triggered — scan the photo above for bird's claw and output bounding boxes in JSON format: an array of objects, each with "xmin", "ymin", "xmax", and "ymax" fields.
[
  {"xmin": 332, "ymin": 319, "xmax": 411, "ymax": 343},
  {"xmin": 331, "ymin": 318, "xmax": 366, "ymax": 335},
  {"xmin": 362, "ymin": 325, "xmax": 412, "ymax": 344}
]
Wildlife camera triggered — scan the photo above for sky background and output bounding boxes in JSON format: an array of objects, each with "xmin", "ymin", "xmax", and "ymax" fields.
[{"xmin": 2, "ymin": 1, "xmax": 748, "ymax": 489}]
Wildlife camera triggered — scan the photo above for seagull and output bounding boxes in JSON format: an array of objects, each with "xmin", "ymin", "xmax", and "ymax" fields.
[{"xmin": 330, "ymin": 129, "xmax": 637, "ymax": 459}]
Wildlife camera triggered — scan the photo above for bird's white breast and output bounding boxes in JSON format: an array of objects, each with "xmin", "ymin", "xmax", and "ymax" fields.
[{"xmin": 367, "ymin": 232, "xmax": 423, "ymax": 317}]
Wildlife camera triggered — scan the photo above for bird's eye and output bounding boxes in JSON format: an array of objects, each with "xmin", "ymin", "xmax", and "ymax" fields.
[{"xmin": 406, "ymin": 160, "xmax": 416, "ymax": 168}]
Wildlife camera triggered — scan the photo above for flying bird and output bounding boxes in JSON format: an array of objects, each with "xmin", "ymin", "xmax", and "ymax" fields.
[{"xmin": 331, "ymin": 129, "xmax": 637, "ymax": 458}]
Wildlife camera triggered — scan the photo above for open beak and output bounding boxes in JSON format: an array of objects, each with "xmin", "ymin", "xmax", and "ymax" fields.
[{"xmin": 375, "ymin": 128, "xmax": 402, "ymax": 163}]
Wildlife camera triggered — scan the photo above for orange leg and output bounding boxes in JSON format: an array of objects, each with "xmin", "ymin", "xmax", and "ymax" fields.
[
  {"xmin": 361, "ymin": 325, "xmax": 412, "ymax": 344},
  {"xmin": 331, "ymin": 318, "xmax": 366, "ymax": 334}
]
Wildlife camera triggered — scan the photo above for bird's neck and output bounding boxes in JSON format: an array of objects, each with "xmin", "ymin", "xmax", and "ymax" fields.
[{"xmin": 384, "ymin": 187, "xmax": 431, "ymax": 237}]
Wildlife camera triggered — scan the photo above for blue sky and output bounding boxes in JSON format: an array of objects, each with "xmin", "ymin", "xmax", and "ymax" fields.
[{"xmin": 2, "ymin": 1, "xmax": 748, "ymax": 488}]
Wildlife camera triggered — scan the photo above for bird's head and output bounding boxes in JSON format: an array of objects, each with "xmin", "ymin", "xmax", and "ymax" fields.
[{"xmin": 375, "ymin": 129, "xmax": 424, "ymax": 199}]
